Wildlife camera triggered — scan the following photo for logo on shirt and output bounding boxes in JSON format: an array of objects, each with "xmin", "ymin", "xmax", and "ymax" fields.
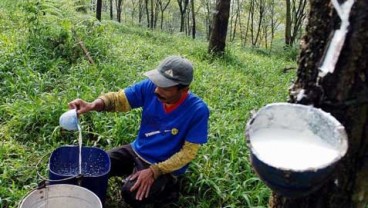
[
  {"xmin": 145, "ymin": 128, "xmax": 179, "ymax": 137},
  {"xmin": 171, "ymin": 128, "xmax": 179, "ymax": 135}
]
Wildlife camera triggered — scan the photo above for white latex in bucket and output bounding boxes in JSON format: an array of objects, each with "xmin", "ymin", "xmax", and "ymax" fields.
[
  {"xmin": 245, "ymin": 102, "xmax": 349, "ymax": 197},
  {"xmin": 19, "ymin": 184, "xmax": 102, "ymax": 208},
  {"xmin": 247, "ymin": 102, "xmax": 348, "ymax": 171}
]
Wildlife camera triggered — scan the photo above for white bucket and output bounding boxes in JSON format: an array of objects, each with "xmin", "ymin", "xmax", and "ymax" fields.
[{"xmin": 19, "ymin": 184, "xmax": 102, "ymax": 208}]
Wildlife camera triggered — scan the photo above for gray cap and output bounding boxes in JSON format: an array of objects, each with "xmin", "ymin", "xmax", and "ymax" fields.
[{"xmin": 144, "ymin": 56, "xmax": 193, "ymax": 88}]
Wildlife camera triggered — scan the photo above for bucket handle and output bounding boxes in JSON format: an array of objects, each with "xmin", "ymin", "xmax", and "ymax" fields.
[
  {"xmin": 18, "ymin": 150, "xmax": 85, "ymax": 207},
  {"xmin": 35, "ymin": 150, "xmax": 84, "ymax": 188}
]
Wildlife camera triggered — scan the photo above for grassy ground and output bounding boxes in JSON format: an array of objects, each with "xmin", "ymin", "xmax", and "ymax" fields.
[{"xmin": 0, "ymin": 1, "xmax": 296, "ymax": 207}]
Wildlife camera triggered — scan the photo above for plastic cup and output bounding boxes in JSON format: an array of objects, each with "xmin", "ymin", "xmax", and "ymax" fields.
[{"xmin": 59, "ymin": 109, "xmax": 79, "ymax": 131}]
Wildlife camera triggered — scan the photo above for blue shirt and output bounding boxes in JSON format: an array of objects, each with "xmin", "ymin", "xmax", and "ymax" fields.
[{"xmin": 124, "ymin": 79, "xmax": 209, "ymax": 175}]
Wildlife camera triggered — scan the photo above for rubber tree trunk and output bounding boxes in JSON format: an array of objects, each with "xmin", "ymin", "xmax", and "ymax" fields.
[
  {"xmin": 110, "ymin": 0, "xmax": 113, "ymax": 20},
  {"xmin": 208, "ymin": 0, "xmax": 231, "ymax": 55},
  {"xmin": 285, "ymin": 0, "xmax": 292, "ymax": 46},
  {"xmin": 270, "ymin": 0, "xmax": 368, "ymax": 207},
  {"xmin": 191, "ymin": 0, "xmax": 196, "ymax": 39},
  {"xmin": 96, "ymin": 0, "xmax": 102, "ymax": 21}
]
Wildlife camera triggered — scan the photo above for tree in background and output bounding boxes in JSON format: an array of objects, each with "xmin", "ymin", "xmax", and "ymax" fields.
[
  {"xmin": 157, "ymin": 0, "xmax": 171, "ymax": 30},
  {"xmin": 96, "ymin": 0, "xmax": 102, "ymax": 21},
  {"xmin": 190, "ymin": 0, "xmax": 196, "ymax": 39},
  {"xmin": 240, "ymin": 0, "xmax": 280, "ymax": 49},
  {"xmin": 203, "ymin": 0, "xmax": 214, "ymax": 40},
  {"xmin": 183, "ymin": 0, "xmax": 196, "ymax": 38},
  {"xmin": 116, "ymin": 0, "xmax": 123, "ymax": 22},
  {"xmin": 250, "ymin": 0, "xmax": 265, "ymax": 47},
  {"xmin": 266, "ymin": 0, "xmax": 279, "ymax": 51},
  {"xmin": 145, "ymin": 0, "xmax": 150, "ymax": 27},
  {"xmin": 89, "ymin": 0, "xmax": 301, "ymax": 54},
  {"xmin": 208, "ymin": 0, "xmax": 231, "ymax": 55},
  {"xmin": 130, "ymin": 0, "xmax": 138, "ymax": 24},
  {"xmin": 284, "ymin": 0, "xmax": 307, "ymax": 47},
  {"xmin": 150, "ymin": 0, "xmax": 154, "ymax": 28},
  {"xmin": 229, "ymin": 0, "xmax": 242, "ymax": 42},
  {"xmin": 177, "ymin": 0, "xmax": 190, "ymax": 32},
  {"xmin": 110, "ymin": 0, "xmax": 113, "ymax": 19},
  {"xmin": 271, "ymin": 0, "xmax": 368, "ymax": 207}
]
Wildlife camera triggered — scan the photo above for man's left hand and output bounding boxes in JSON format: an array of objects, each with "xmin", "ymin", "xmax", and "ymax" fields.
[{"xmin": 129, "ymin": 168, "xmax": 155, "ymax": 200}]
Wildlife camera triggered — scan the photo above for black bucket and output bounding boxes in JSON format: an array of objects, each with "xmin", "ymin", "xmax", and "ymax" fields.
[{"xmin": 48, "ymin": 146, "xmax": 110, "ymax": 203}]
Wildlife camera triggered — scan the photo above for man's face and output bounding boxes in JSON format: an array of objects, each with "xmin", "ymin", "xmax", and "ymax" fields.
[{"xmin": 154, "ymin": 85, "xmax": 185, "ymax": 104}]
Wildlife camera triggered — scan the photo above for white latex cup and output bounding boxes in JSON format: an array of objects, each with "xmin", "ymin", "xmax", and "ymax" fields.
[{"xmin": 59, "ymin": 109, "xmax": 79, "ymax": 131}]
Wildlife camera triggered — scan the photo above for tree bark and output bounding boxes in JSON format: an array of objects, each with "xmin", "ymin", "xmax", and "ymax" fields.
[
  {"xmin": 271, "ymin": 0, "xmax": 368, "ymax": 207},
  {"xmin": 208, "ymin": 0, "xmax": 231, "ymax": 55}
]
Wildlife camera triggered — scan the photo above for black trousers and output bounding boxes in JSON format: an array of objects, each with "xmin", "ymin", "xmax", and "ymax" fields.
[{"xmin": 108, "ymin": 144, "xmax": 179, "ymax": 207}]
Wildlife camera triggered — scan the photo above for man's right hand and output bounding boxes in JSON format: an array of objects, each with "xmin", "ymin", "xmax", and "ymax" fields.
[
  {"xmin": 68, "ymin": 98, "xmax": 94, "ymax": 115},
  {"xmin": 69, "ymin": 98, "xmax": 105, "ymax": 115}
]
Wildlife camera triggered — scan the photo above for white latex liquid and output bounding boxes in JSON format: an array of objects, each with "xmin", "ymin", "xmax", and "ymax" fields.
[
  {"xmin": 251, "ymin": 128, "xmax": 340, "ymax": 170},
  {"xmin": 77, "ymin": 124, "xmax": 82, "ymax": 175}
]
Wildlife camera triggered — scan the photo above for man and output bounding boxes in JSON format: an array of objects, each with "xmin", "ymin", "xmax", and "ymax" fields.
[{"xmin": 68, "ymin": 56, "xmax": 210, "ymax": 207}]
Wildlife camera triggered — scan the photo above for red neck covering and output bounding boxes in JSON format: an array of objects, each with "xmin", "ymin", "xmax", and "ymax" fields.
[{"xmin": 163, "ymin": 91, "xmax": 189, "ymax": 113}]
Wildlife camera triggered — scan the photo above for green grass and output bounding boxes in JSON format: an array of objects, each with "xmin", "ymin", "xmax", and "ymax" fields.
[{"xmin": 0, "ymin": 0, "xmax": 296, "ymax": 207}]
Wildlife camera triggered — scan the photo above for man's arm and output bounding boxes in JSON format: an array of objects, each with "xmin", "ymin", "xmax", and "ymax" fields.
[
  {"xmin": 98, "ymin": 89, "xmax": 132, "ymax": 112},
  {"xmin": 68, "ymin": 98, "xmax": 105, "ymax": 115},
  {"xmin": 149, "ymin": 141, "xmax": 201, "ymax": 179},
  {"xmin": 68, "ymin": 89, "xmax": 131, "ymax": 114},
  {"xmin": 129, "ymin": 141, "xmax": 200, "ymax": 200}
]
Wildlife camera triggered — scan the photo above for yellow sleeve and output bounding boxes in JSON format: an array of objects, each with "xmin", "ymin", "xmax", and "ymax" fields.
[
  {"xmin": 98, "ymin": 89, "xmax": 132, "ymax": 112},
  {"xmin": 150, "ymin": 141, "xmax": 200, "ymax": 179}
]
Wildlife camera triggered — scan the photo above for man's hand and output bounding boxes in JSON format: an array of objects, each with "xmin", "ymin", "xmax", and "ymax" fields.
[
  {"xmin": 129, "ymin": 168, "xmax": 155, "ymax": 200},
  {"xmin": 68, "ymin": 98, "xmax": 104, "ymax": 115},
  {"xmin": 68, "ymin": 99, "xmax": 92, "ymax": 115}
]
